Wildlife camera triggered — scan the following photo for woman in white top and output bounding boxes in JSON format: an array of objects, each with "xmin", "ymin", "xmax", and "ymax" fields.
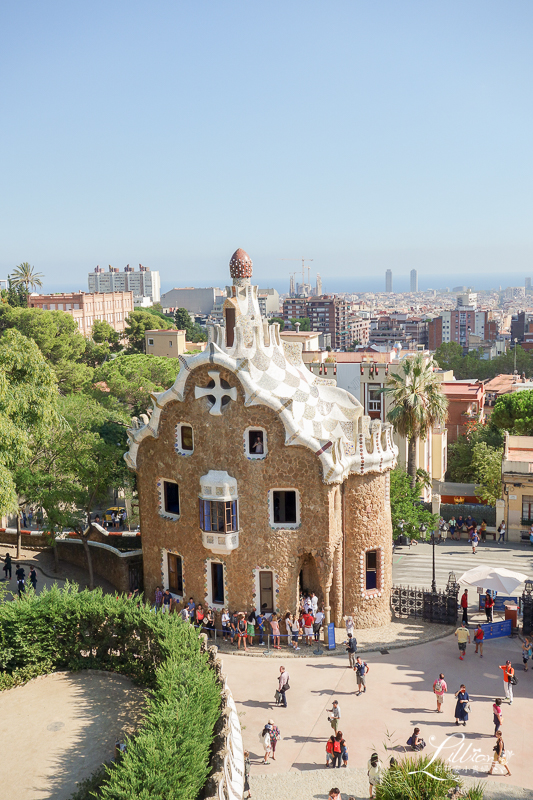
[
  {"xmin": 367, "ymin": 752, "xmax": 383, "ymax": 797},
  {"xmin": 284, "ymin": 612, "xmax": 293, "ymax": 648},
  {"xmin": 260, "ymin": 725, "xmax": 272, "ymax": 763},
  {"xmin": 291, "ymin": 615, "xmax": 300, "ymax": 650},
  {"xmin": 221, "ymin": 609, "xmax": 230, "ymax": 641}
]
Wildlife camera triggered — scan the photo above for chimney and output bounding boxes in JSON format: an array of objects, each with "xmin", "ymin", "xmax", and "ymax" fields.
[{"xmin": 294, "ymin": 322, "xmax": 301, "ymax": 333}]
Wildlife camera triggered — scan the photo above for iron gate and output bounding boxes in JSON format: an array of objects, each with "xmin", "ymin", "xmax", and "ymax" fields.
[
  {"xmin": 522, "ymin": 581, "xmax": 533, "ymax": 636},
  {"xmin": 391, "ymin": 573, "xmax": 459, "ymax": 626}
]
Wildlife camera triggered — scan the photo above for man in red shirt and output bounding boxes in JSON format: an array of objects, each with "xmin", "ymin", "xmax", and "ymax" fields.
[
  {"xmin": 474, "ymin": 624, "xmax": 484, "ymax": 657},
  {"xmin": 302, "ymin": 610, "xmax": 315, "ymax": 645},
  {"xmin": 485, "ymin": 592, "xmax": 495, "ymax": 623},
  {"xmin": 460, "ymin": 590, "xmax": 469, "ymax": 625},
  {"xmin": 499, "ymin": 660, "xmax": 515, "ymax": 704}
]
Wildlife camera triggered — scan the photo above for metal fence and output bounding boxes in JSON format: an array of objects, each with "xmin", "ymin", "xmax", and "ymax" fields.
[{"xmin": 391, "ymin": 574, "xmax": 459, "ymax": 625}]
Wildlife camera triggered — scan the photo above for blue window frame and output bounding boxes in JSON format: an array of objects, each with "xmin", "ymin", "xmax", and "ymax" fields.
[{"xmin": 199, "ymin": 499, "xmax": 238, "ymax": 532}]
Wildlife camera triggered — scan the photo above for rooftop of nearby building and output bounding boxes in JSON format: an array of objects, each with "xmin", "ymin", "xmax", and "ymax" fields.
[{"xmin": 441, "ymin": 381, "xmax": 484, "ymax": 399}]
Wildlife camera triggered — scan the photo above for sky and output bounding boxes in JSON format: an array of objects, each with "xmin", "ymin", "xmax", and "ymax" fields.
[{"xmin": 1, "ymin": 1, "xmax": 532, "ymax": 295}]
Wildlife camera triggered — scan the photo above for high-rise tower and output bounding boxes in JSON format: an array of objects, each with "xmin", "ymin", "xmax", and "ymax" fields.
[
  {"xmin": 410, "ymin": 269, "xmax": 418, "ymax": 293},
  {"xmin": 385, "ymin": 269, "xmax": 393, "ymax": 293}
]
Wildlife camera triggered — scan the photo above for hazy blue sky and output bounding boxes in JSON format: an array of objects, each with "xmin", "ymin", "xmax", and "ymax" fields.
[{"xmin": 1, "ymin": 1, "xmax": 532, "ymax": 294}]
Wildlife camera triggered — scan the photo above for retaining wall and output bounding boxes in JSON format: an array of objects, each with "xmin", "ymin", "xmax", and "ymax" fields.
[{"xmin": 55, "ymin": 539, "xmax": 143, "ymax": 594}]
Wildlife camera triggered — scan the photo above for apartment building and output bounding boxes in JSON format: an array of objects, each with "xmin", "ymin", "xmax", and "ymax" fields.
[
  {"xmin": 145, "ymin": 329, "xmax": 187, "ymax": 357},
  {"xmin": 29, "ymin": 291, "xmax": 134, "ymax": 335},
  {"xmin": 89, "ymin": 265, "xmax": 160, "ymax": 303}
]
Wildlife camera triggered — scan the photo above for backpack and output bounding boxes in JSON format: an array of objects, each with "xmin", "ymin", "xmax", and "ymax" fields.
[
  {"xmin": 357, "ymin": 662, "xmax": 367, "ymax": 675},
  {"xmin": 434, "ymin": 680, "xmax": 443, "ymax": 693},
  {"xmin": 333, "ymin": 739, "xmax": 342, "ymax": 753}
]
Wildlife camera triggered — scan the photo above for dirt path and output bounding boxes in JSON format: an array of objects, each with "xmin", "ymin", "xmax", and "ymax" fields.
[{"xmin": 0, "ymin": 671, "xmax": 145, "ymax": 800}]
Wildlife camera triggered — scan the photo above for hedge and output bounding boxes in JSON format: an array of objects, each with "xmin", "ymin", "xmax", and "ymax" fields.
[{"xmin": 0, "ymin": 584, "xmax": 221, "ymax": 800}]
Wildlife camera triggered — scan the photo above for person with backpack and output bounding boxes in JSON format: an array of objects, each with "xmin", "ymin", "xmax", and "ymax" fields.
[
  {"xmin": 331, "ymin": 731, "xmax": 344, "ymax": 768},
  {"xmin": 346, "ymin": 634, "xmax": 357, "ymax": 668},
  {"xmin": 499, "ymin": 660, "xmax": 515, "ymax": 704},
  {"xmin": 407, "ymin": 726, "xmax": 426, "ymax": 751},
  {"xmin": 433, "ymin": 673, "xmax": 447, "ymax": 712},
  {"xmin": 15, "ymin": 564, "xmax": 25, "ymax": 596},
  {"xmin": 367, "ymin": 752, "xmax": 383, "ymax": 798},
  {"xmin": 355, "ymin": 657, "xmax": 369, "ymax": 695},
  {"xmin": 471, "ymin": 527, "xmax": 479, "ymax": 554}
]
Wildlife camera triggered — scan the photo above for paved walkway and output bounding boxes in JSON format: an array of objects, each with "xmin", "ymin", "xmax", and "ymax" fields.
[
  {"xmin": 223, "ymin": 632, "xmax": 533, "ymax": 796},
  {"xmin": 0, "ymin": 546, "xmax": 115, "ymax": 596},
  {"xmin": 0, "ymin": 671, "xmax": 145, "ymax": 800}
]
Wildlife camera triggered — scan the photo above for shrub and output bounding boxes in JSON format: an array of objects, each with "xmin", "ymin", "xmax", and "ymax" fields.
[
  {"xmin": 0, "ymin": 585, "xmax": 221, "ymax": 800},
  {"xmin": 376, "ymin": 754, "xmax": 486, "ymax": 800}
]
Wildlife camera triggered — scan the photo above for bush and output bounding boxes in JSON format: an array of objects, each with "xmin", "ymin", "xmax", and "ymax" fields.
[
  {"xmin": 0, "ymin": 584, "xmax": 221, "ymax": 800},
  {"xmin": 376, "ymin": 754, "xmax": 486, "ymax": 799}
]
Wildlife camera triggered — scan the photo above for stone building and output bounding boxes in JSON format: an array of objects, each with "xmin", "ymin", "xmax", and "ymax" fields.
[{"xmin": 126, "ymin": 249, "xmax": 397, "ymax": 630}]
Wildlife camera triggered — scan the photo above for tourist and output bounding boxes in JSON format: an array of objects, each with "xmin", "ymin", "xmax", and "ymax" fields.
[
  {"xmin": 328, "ymin": 789, "xmax": 341, "ymax": 800},
  {"xmin": 270, "ymin": 613, "xmax": 281, "ymax": 649},
  {"xmin": 195, "ymin": 603, "xmax": 205, "ymax": 629},
  {"xmin": 466, "ymin": 515, "xmax": 475, "ymax": 539},
  {"xmin": 284, "ymin": 612, "xmax": 293, "ymax": 648},
  {"xmin": 204, "ymin": 606, "xmax": 215, "ymax": 639},
  {"xmin": 499, "ymin": 660, "xmax": 515, "ymax": 704},
  {"xmin": 247, "ymin": 608, "xmax": 256, "ymax": 645},
  {"xmin": 479, "ymin": 519, "xmax": 487, "ymax": 543},
  {"xmin": 433, "ymin": 673, "xmax": 447, "ymax": 712},
  {"xmin": 355, "ymin": 656, "xmax": 369, "ymax": 694},
  {"xmin": 471, "ymin": 528, "xmax": 479, "ymax": 554},
  {"xmin": 252, "ymin": 434, "xmax": 263, "ymax": 454},
  {"xmin": 187, "ymin": 596, "xmax": 196, "ymax": 617},
  {"xmin": 325, "ymin": 735, "xmax": 335, "ymax": 767},
  {"xmin": 341, "ymin": 736, "xmax": 349, "ymax": 768},
  {"xmin": 22, "ymin": 509, "xmax": 27, "ymax": 528},
  {"xmin": 460, "ymin": 590, "xmax": 469, "ymax": 625},
  {"xmin": 456, "ymin": 515, "xmax": 465, "ymax": 537},
  {"xmin": 291, "ymin": 613, "xmax": 300, "ymax": 650},
  {"xmin": 310, "ymin": 590, "xmax": 318, "ymax": 615},
  {"xmin": 267, "ymin": 718, "xmax": 280, "ymax": 759},
  {"xmin": 326, "ymin": 700, "xmax": 341, "ymax": 733},
  {"xmin": 493, "ymin": 698, "xmax": 503, "ymax": 735},
  {"xmin": 485, "ymin": 591, "xmax": 495, "ymax": 623},
  {"xmin": 260, "ymin": 724, "xmax": 271, "ymax": 763},
  {"xmin": 29, "ymin": 566, "xmax": 37, "ymax": 591},
  {"xmin": 332, "ymin": 731, "xmax": 346, "ymax": 768},
  {"xmin": 520, "ymin": 636, "xmax": 532, "ymax": 671},
  {"xmin": 255, "ymin": 608, "xmax": 265, "ymax": 645},
  {"xmin": 237, "ymin": 612, "xmax": 247, "ymax": 651},
  {"xmin": 474, "ymin": 624, "xmax": 484, "ymax": 657},
  {"xmin": 498, "ymin": 521, "xmax": 506, "ymax": 543},
  {"xmin": 3, "ymin": 553, "xmax": 12, "ymax": 580},
  {"xmin": 346, "ymin": 634, "xmax": 357, "ymax": 668},
  {"xmin": 15, "ymin": 564, "xmax": 25, "ymax": 596},
  {"xmin": 314, "ymin": 606, "xmax": 325, "ymax": 641},
  {"xmin": 28, "ymin": 508, "xmax": 33, "ymax": 527},
  {"xmin": 180, "ymin": 603, "xmax": 189, "ymax": 622},
  {"xmin": 448, "ymin": 516, "xmax": 457, "ymax": 539},
  {"xmin": 221, "ymin": 608, "xmax": 230, "ymax": 640},
  {"xmin": 367, "ymin": 752, "xmax": 383, "ymax": 798},
  {"xmin": 455, "ymin": 621, "xmax": 470, "ymax": 660},
  {"xmin": 243, "ymin": 750, "xmax": 251, "ymax": 798},
  {"xmin": 345, "ymin": 615, "xmax": 355, "ymax": 640},
  {"xmin": 161, "ymin": 589, "xmax": 172, "ymax": 614},
  {"xmin": 278, "ymin": 666, "xmax": 289, "ymax": 708},
  {"xmin": 488, "ymin": 731, "xmax": 511, "ymax": 776},
  {"xmin": 454, "ymin": 683, "xmax": 470, "ymax": 726},
  {"xmin": 230, "ymin": 609, "xmax": 239, "ymax": 644},
  {"xmin": 154, "ymin": 586, "xmax": 163, "ymax": 612},
  {"xmin": 302, "ymin": 607, "xmax": 314, "ymax": 645},
  {"xmin": 407, "ymin": 726, "xmax": 426, "ymax": 751}
]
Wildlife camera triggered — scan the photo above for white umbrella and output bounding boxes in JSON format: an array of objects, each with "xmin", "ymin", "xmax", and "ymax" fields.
[{"xmin": 458, "ymin": 565, "xmax": 530, "ymax": 594}]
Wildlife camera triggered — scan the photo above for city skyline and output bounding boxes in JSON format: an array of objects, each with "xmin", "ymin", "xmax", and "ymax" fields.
[{"xmin": 1, "ymin": 2, "xmax": 532, "ymax": 290}]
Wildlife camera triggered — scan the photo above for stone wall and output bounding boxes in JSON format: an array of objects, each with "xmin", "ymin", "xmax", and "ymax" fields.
[
  {"xmin": 56, "ymin": 540, "xmax": 143, "ymax": 593},
  {"xmin": 0, "ymin": 529, "xmax": 50, "ymax": 549}
]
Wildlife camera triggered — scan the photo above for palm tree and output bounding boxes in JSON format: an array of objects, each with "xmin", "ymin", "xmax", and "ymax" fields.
[
  {"xmin": 10, "ymin": 262, "xmax": 44, "ymax": 292},
  {"xmin": 383, "ymin": 353, "xmax": 448, "ymax": 487}
]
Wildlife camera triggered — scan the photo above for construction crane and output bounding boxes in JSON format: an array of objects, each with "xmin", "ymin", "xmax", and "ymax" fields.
[{"xmin": 279, "ymin": 257, "xmax": 314, "ymax": 295}]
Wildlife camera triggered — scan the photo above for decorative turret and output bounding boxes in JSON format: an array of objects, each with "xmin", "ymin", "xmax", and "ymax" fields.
[{"xmin": 229, "ymin": 248, "xmax": 253, "ymax": 286}]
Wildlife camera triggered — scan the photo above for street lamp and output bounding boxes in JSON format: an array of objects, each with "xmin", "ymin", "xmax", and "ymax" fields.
[{"xmin": 514, "ymin": 338, "xmax": 518, "ymax": 375}]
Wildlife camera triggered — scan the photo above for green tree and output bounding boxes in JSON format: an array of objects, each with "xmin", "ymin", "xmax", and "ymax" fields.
[
  {"xmin": 18, "ymin": 394, "xmax": 129, "ymax": 589},
  {"xmin": 0, "ymin": 305, "xmax": 91, "ymax": 392},
  {"xmin": 390, "ymin": 468, "xmax": 438, "ymax": 539},
  {"xmin": 10, "ymin": 262, "xmax": 44, "ymax": 292},
  {"xmin": 268, "ymin": 316, "xmax": 285, "ymax": 331},
  {"xmin": 491, "ymin": 390, "xmax": 533, "ymax": 435},
  {"xmin": 471, "ymin": 441, "xmax": 503, "ymax": 506},
  {"xmin": 174, "ymin": 308, "xmax": 194, "ymax": 337},
  {"xmin": 124, "ymin": 310, "xmax": 173, "ymax": 353},
  {"xmin": 94, "ymin": 353, "xmax": 179, "ymax": 415},
  {"xmin": 291, "ymin": 317, "xmax": 311, "ymax": 331},
  {"xmin": 92, "ymin": 320, "xmax": 121, "ymax": 351},
  {"xmin": 383, "ymin": 354, "xmax": 448, "ymax": 486},
  {"xmin": 0, "ymin": 330, "xmax": 59, "ymax": 543},
  {"xmin": 446, "ymin": 420, "xmax": 503, "ymax": 482},
  {"xmin": 2, "ymin": 279, "xmax": 29, "ymax": 307}
]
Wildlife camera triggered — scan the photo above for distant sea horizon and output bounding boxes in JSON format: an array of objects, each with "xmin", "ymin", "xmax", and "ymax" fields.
[{"xmin": 38, "ymin": 271, "xmax": 531, "ymax": 299}]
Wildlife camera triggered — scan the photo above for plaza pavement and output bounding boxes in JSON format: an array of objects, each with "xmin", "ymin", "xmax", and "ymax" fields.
[{"xmin": 222, "ymin": 631, "xmax": 533, "ymax": 797}]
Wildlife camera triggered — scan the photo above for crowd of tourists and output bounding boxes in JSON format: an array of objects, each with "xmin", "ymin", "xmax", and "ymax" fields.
[{"xmin": 153, "ymin": 588, "xmax": 326, "ymax": 649}]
